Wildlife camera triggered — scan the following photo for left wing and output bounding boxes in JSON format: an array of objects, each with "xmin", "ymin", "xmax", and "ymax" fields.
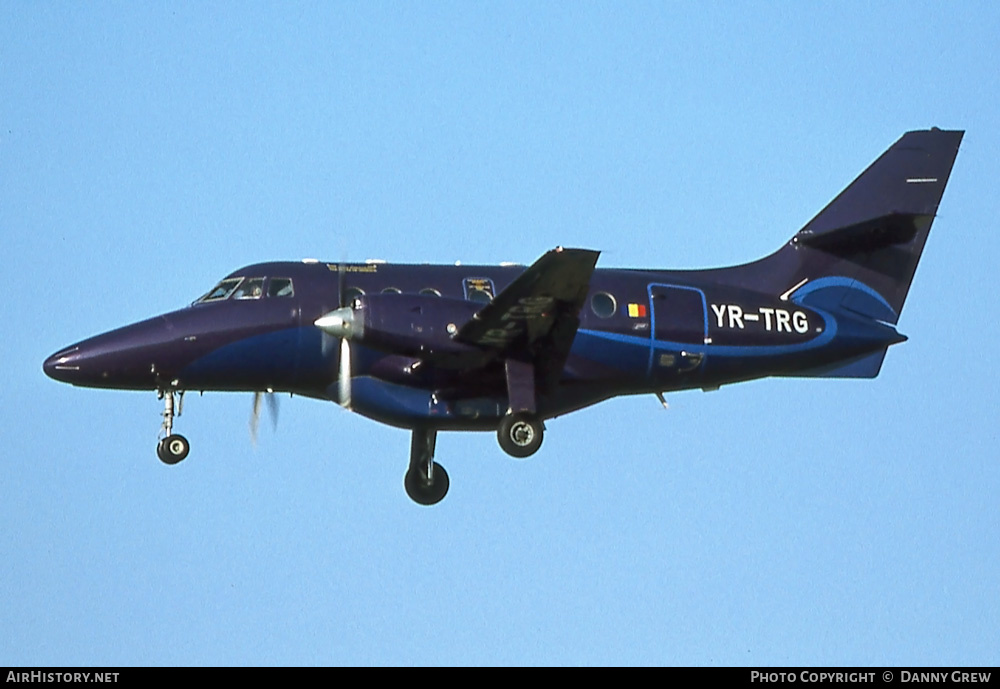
[{"xmin": 455, "ymin": 247, "xmax": 599, "ymax": 389}]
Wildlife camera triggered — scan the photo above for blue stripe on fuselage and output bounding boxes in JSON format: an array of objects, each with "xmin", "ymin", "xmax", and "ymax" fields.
[{"xmin": 578, "ymin": 305, "xmax": 837, "ymax": 360}]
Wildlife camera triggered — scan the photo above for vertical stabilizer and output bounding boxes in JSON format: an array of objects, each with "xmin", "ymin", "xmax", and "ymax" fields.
[
  {"xmin": 786, "ymin": 129, "xmax": 963, "ymax": 322},
  {"xmin": 708, "ymin": 129, "xmax": 964, "ymax": 325}
]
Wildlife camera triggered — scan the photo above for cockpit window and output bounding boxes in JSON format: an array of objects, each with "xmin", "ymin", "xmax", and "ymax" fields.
[
  {"xmin": 268, "ymin": 278, "xmax": 294, "ymax": 298},
  {"xmin": 233, "ymin": 277, "xmax": 264, "ymax": 300},
  {"xmin": 199, "ymin": 278, "xmax": 243, "ymax": 303}
]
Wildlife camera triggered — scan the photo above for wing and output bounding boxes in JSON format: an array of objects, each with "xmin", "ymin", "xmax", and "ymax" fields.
[{"xmin": 455, "ymin": 247, "xmax": 599, "ymax": 390}]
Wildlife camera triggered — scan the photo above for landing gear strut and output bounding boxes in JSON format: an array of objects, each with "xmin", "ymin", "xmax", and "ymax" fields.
[
  {"xmin": 497, "ymin": 412, "xmax": 544, "ymax": 458},
  {"xmin": 404, "ymin": 428, "xmax": 449, "ymax": 505},
  {"xmin": 156, "ymin": 389, "xmax": 189, "ymax": 465}
]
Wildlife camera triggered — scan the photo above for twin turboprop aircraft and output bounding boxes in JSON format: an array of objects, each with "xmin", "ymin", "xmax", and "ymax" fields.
[{"xmin": 44, "ymin": 129, "xmax": 963, "ymax": 505}]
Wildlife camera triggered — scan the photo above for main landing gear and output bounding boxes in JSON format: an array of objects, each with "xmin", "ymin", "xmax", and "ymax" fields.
[
  {"xmin": 401, "ymin": 413, "xmax": 544, "ymax": 505},
  {"xmin": 405, "ymin": 428, "xmax": 449, "ymax": 506},
  {"xmin": 497, "ymin": 412, "xmax": 544, "ymax": 459},
  {"xmin": 156, "ymin": 389, "xmax": 190, "ymax": 465}
]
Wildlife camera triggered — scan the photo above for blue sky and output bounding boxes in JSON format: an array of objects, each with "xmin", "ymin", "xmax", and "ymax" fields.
[{"xmin": 3, "ymin": 2, "xmax": 998, "ymax": 666}]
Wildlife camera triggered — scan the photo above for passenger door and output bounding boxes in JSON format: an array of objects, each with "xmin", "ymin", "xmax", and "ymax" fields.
[{"xmin": 648, "ymin": 284, "xmax": 707, "ymax": 374}]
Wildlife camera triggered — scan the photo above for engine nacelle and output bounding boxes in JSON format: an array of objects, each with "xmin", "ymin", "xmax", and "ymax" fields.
[{"xmin": 349, "ymin": 294, "xmax": 485, "ymax": 364}]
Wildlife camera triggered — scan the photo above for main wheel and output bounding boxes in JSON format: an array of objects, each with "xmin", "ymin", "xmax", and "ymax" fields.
[
  {"xmin": 404, "ymin": 462, "xmax": 450, "ymax": 506},
  {"xmin": 497, "ymin": 413, "xmax": 544, "ymax": 458},
  {"xmin": 156, "ymin": 434, "xmax": 190, "ymax": 465}
]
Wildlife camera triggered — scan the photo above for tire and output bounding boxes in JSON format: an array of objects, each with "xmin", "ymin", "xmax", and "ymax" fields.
[
  {"xmin": 404, "ymin": 462, "xmax": 450, "ymax": 505},
  {"xmin": 497, "ymin": 413, "xmax": 543, "ymax": 458},
  {"xmin": 157, "ymin": 434, "xmax": 190, "ymax": 465}
]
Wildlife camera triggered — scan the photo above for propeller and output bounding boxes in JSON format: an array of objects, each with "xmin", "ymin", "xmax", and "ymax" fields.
[
  {"xmin": 338, "ymin": 336, "xmax": 352, "ymax": 409},
  {"xmin": 250, "ymin": 389, "xmax": 280, "ymax": 445},
  {"xmin": 314, "ymin": 261, "xmax": 356, "ymax": 410},
  {"xmin": 335, "ymin": 260, "xmax": 352, "ymax": 410}
]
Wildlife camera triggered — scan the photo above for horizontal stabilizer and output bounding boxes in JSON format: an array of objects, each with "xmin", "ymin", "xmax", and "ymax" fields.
[{"xmin": 796, "ymin": 212, "xmax": 928, "ymax": 255}]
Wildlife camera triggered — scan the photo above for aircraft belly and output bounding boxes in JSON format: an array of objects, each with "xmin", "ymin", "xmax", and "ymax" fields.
[
  {"xmin": 343, "ymin": 376, "xmax": 499, "ymax": 430},
  {"xmin": 343, "ymin": 374, "xmax": 618, "ymax": 430}
]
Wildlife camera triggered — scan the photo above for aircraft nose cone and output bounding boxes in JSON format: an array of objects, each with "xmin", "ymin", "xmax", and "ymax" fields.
[
  {"xmin": 43, "ymin": 346, "xmax": 83, "ymax": 383},
  {"xmin": 43, "ymin": 314, "xmax": 183, "ymax": 389}
]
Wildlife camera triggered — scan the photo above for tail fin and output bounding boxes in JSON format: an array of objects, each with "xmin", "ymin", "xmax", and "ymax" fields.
[
  {"xmin": 705, "ymin": 129, "xmax": 962, "ymax": 326},
  {"xmin": 797, "ymin": 128, "xmax": 963, "ymax": 238},
  {"xmin": 785, "ymin": 128, "xmax": 964, "ymax": 323}
]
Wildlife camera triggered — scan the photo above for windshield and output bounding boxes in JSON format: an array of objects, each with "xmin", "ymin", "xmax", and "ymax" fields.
[
  {"xmin": 232, "ymin": 277, "xmax": 264, "ymax": 300},
  {"xmin": 195, "ymin": 276, "xmax": 294, "ymax": 304},
  {"xmin": 198, "ymin": 278, "xmax": 243, "ymax": 303}
]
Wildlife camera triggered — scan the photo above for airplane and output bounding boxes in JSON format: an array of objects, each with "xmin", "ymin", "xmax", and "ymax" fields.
[{"xmin": 44, "ymin": 128, "xmax": 963, "ymax": 505}]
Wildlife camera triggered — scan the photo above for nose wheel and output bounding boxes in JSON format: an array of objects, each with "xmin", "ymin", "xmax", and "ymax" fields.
[
  {"xmin": 404, "ymin": 428, "xmax": 449, "ymax": 505},
  {"xmin": 157, "ymin": 434, "xmax": 190, "ymax": 464},
  {"xmin": 156, "ymin": 389, "xmax": 190, "ymax": 465}
]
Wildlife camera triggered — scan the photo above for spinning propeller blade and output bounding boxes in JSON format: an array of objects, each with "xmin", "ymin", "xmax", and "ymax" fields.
[
  {"xmin": 313, "ymin": 260, "xmax": 354, "ymax": 410},
  {"xmin": 250, "ymin": 390, "xmax": 280, "ymax": 445},
  {"xmin": 250, "ymin": 392, "xmax": 262, "ymax": 445},
  {"xmin": 338, "ymin": 336, "xmax": 352, "ymax": 409}
]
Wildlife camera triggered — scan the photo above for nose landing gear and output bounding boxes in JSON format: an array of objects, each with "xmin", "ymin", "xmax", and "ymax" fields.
[
  {"xmin": 404, "ymin": 428, "xmax": 449, "ymax": 505},
  {"xmin": 156, "ymin": 389, "xmax": 190, "ymax": 465}
]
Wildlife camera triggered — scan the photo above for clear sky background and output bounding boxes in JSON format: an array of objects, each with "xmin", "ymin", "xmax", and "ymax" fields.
[{"xmin": 2, "ymin": 2, "xmax": 998, "ymax": 666}]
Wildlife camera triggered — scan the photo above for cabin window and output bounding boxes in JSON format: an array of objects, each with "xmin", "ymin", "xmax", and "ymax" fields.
[
  {"xmin": 233, "ymin": 277, "xmax": 264, "ymax": 300},
  {"xmin": 343, "ymin": 286, "xmax": 365, "ymax": 306},
  {"xmin": 199, "ymin": 278, "xmax": 243, "ymax": 303},
  {"xmin": 268, "ymin": 278, "xmax": 294, "ymax": 298},
  {"xmin": 590, "ymin": 292, "xmax": 617, "ymax": 318},
  {"xmin": 419, "ymin": 288, "xmax": 442, "ymax": 297}
]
